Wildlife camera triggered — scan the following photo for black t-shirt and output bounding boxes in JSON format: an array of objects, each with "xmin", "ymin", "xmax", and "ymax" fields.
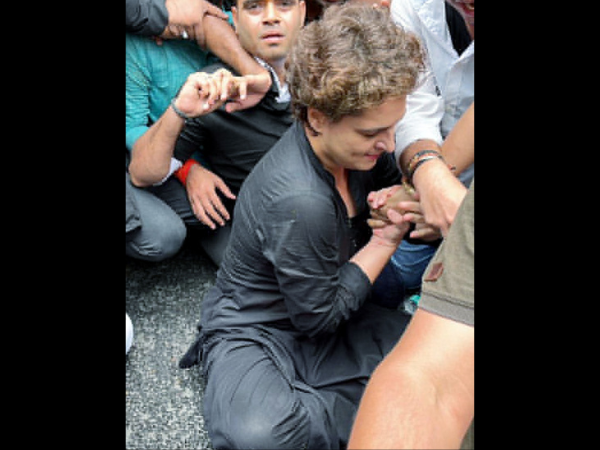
[
  {"xmin": 173, "ymin": 62, "xmax": 294, "ymax": 196},
  {"xmin": 445, "ymin": 2, "xmax": 472, "ymax": 55}
]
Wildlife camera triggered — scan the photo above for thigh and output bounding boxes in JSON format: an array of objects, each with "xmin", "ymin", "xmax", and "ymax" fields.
[
  {"xmin": 151, "ymin": 176, "xmax": 236, "ymax": 230},
  {"xmin": 195, "ymin": 222, "xmax": 231, "ymax": 267},
  {"xmin": 202, "ymin": 336, "xmax": 338, "ymax": 449},
  {"xmin": 149, "ymin": 177, "xmax": 200, "ymax": 226}
]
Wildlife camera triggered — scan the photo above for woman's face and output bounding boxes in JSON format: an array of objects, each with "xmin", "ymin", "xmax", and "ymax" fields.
[{"xmin": 309, "ymin": 96, "xmax": 407, "ymax": 173}]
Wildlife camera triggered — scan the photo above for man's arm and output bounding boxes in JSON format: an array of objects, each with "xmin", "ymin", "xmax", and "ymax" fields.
[
  {"xmin": 392, "ymin": 69, "xmax": 466, "ymax": 237},
  {"xmin": 403, "ymin": 103, "xmax": 475, "ymax": 235},
  {"xmin": 204, "ymin": 15, "xmax": 262, "ymax": 76},
  {"xmin": 129, "ymin": 104, "xmax": 186, "ymax": 187},
  {"xmin": 441, "ymin": 102, "xmax": 474, "ymax": 176},
  {"xmin": 350, "ymin": 180, "xmax": 475, "ymax": 449},
  {"xmin": 348, "ymin": 308, "xmax": 474, "ymax": 449},
  {"xmin": 126, "ymin": 0, "xmax": 228, "ymax": 40},
  {"xmin": 161, "ymin": 0, "xmax": 228, "ymax": 44},
  {"xmin": 398, "ymin": 140, "xmax": 466, "ymax": 237},
  {"xmin": 129, "ymin": 70, "xmax": 258, "ymax": 187},
  {"xmin": 203, "ymin": 15, "xmax": 272, "ymax": 112}
]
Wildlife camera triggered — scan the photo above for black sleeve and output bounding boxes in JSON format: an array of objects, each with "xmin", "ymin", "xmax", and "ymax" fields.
[
  {"xmin": 125, "ymin": 0, "xmax": 168, "ymax": 36},
  {"xmin": 173, "ymin": 118, "xmax": 207, "ymax": 163},
  {"xmin": 172, "ymin": 63, "xmax": 228, "ymax": 163},
  {"xmin": 262, "ymin": 191, "xmax": 372, "ymax": 339}
]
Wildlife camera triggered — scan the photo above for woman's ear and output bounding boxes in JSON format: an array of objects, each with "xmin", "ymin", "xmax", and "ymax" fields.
[{"xmin": 307, "ymin": 108, "xmax": 327, "ymax": 136}]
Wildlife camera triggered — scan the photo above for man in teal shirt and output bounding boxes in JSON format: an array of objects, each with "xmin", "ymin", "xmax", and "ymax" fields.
[
  {"xmin": 125, "ymin": 4, "xmax": 270, "ymax": 262},
  {"xmin": 126, "ymin": 33, "xmax": 218, "ymax": 152}
]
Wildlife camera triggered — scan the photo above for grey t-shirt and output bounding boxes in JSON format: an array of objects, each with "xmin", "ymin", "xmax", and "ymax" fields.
[{"xmin": 420, "ymin": 179, "xmax": 474, "ymax": 326}]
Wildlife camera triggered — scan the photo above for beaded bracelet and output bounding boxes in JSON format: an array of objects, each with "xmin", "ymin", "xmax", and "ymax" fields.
[
  {"xmin": 406, "ymin": 150, "xmax": 444, "ymax": 182},
  {"xmin": 404, "ymin": 149, "xmax": 457, "ymax": 190}
]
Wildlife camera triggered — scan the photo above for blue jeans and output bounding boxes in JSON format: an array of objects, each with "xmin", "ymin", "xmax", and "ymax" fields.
[{"xmin": 371, "ymin": 240, "xmax": 440, "ymax": 309}]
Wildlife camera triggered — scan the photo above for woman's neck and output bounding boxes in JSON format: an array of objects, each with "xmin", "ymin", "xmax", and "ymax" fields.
[{"xmin": 306, "ymin": 127, "xmax": 356, "ymax": 217}]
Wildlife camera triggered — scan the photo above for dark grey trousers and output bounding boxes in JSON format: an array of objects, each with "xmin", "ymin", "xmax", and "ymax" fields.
[
  {"xmin": 125, "ymin": 173, "xmax": 186, "ymax": 262},
  {"xmin": 148, "ymin": 177, "xmax": 233, "ymax": 267},
  {"xmin": 199, "ymin": 303, "xmax": 411, "ymax": 449}
]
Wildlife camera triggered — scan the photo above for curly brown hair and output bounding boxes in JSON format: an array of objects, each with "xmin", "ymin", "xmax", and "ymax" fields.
[{"xmin": 286, "ymin": 3, "xmax": 425, "ymax": 127}]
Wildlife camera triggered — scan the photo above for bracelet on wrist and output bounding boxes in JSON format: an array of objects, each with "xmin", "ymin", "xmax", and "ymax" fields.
[
  {"xmin": 406, "ymin": 150, "xmax": 442, "ymax": 177},
  {"xmin": 175, "ymin": 158, "xmax": 199, "ymax": 185},
  {"xmin": 403, "ymin": 149, "xmax": 457, "ymax": 190},
  {"xmin": 170, "ymin": 97, "xmax": 192, "ymax": 121}
]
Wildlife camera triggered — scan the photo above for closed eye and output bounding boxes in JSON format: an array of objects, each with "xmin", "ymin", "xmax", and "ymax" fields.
[{"xmin": 359, "ymin": 127, "xmax": 389, "ymax": 138}]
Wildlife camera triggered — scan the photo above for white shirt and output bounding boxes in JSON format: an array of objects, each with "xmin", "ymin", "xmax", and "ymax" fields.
[
  {"xmin": 255, "ymin": 56, "xmax": 290, "ymax": 104},
  {"xmin": 392, "ymin": 0, "xmax": 474, "ymax": 185}
]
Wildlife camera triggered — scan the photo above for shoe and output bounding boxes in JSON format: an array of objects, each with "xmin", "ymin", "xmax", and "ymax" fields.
[
  {"xmin": 126, "ymin": 313, "xmax": 134, "ymax": 355},
  {"xmin": 401, "ymin": 293, "xmax": 421, "ymax": 316}
]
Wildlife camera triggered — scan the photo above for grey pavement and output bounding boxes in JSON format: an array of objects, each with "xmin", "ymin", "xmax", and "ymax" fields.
[
  {"xmin": 125, "ymin": 238, "xmax": 475, "ymax": 449},
  {"xmin": 126, "ymin": 239, "xmax": 217, "ymax": 450}
]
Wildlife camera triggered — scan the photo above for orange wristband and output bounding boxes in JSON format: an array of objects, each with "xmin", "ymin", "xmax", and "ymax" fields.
[{"xmin": 175, "ymin": 159, "xmax": 199, "ymax": 185}]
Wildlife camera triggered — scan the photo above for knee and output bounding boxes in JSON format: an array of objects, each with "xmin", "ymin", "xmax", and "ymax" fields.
[
  {"xmin": 225, "ymin": 412, "xmax": 282, "ymax": 449},
  {"xmin": 126, "ymin": 219, "xmax": 186, "ymax": 262},
  {"xmin": 209, "ymin": 404, "xmax": 311, "ymax": 450},
  {"xmin": 152, "ymin": 220, "xmax": 186, "ymax": 261}
]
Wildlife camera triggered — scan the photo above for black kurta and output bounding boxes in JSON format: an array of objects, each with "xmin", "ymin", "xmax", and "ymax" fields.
[{"xmin": 183, "ymin": 121, "xmax": 410, "ymax": 449}]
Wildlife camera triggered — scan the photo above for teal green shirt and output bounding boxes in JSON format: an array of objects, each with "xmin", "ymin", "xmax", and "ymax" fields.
[{"xmin": 125, "ymin": 32, "xmax": 217, "ymax": 151}]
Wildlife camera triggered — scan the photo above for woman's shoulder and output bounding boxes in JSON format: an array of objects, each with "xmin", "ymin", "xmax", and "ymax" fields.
[{"xmin": 241, "ymin": 127, "xmax": 333, "ymax": 215}]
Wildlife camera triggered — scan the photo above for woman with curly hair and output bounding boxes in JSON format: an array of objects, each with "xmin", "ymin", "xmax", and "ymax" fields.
[{"xmin": 180, "ymin": 3, "xmax": 425, "ymax": 448}]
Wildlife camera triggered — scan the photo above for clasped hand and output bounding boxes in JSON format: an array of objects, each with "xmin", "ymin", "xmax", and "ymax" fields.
[
  {"xmin": 367, "ymin": 185, "xmax": 442, "ymax": 242},
  {"xmin": 174, "ymin": 68, "xmax": 271, "ymax": 117}
]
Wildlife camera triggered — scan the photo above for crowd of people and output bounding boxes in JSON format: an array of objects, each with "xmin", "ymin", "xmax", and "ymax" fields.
[{"xmin": 126, "ymin": 0, "xmax": 474, "ymax": 448}]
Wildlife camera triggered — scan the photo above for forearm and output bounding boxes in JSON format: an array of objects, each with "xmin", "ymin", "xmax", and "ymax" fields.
[
  {"xmin": 350, "ymin": 236, "xmax": 398, "ymax": 284},
  {"xmin": 440, "ymin": 140, "xmax": 472, "ymax": 177},
  {"xmin": 440, "ymin": 103, "xmax": 474, "ymax": 176},
  {"xmin": 129, "ymin": 105, "xmax": 185, "ymax": 187},
  {"xmin": 204, "ymin": 15, "xmax": 266, "ymax": 76},
  {"xmin": 398, "ymin": 139, "xmax": 441, "ymax": 176},
  {"xmin": 349, "ymin": 360, "xmax": 468, "ymax": 449},
  {"xmin": 349, "ymin": 309, "xmax": 474, "ymax": 449}
]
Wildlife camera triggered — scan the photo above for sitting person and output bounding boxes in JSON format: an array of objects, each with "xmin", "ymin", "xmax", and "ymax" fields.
[
  {"xmin": 128, "ymin": 0, "xmax": 306, "ymax": 266},
  {"xmin": 178, "ymin": 4, "xmax": 426, "ymax": 448},
  {"xmin": 348, "ymin": 105, "xmax": 475, "ymax": 449},
  {"xmin": 126, "ymin": 0, "xmax": 271, "ymax": 262},
  {"xmin": 367, "ymin": 0, "xmax": 475, "ymax": 310},
  {"xmin": 349, "ymin": 180, "xmax": 475, "ymax": 449}
]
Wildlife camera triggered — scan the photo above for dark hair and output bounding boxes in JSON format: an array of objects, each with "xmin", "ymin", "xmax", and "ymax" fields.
[{"xmin": 210, "ymin": 0, "xmax": 235, "ymax": 11}]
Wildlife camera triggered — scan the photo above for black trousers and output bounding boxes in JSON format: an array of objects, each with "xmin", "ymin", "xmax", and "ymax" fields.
[
  {"xmin": 199, "ymin": 303, "xmax": 411, "ymax": 449},
  {"xmin": 149, "ymin": 177, "xmax": 234, "ymax": 267}
]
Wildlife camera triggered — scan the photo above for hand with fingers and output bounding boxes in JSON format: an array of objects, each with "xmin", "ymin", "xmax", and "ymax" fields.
[
  {"xmin": 223, "ymin": 70, "xmax": 272, "ymax": 113},
  {"xmin": 367, "ymin": 184, "xmax": 441, "ymax": 242},
  {"xmin": 172, "ymin": 68, "xmax": 270, "ymax": 119},
  {"xmin": 161, "ymin": 0, "xmax": 229, "ymax": 46},
  {"xmin": 185, "ymin": 163, "xmax": 236, "ymax": 230},
  {"xmin": 367, "ymin": 185, "xmax": 415, "ymax": 226}
]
